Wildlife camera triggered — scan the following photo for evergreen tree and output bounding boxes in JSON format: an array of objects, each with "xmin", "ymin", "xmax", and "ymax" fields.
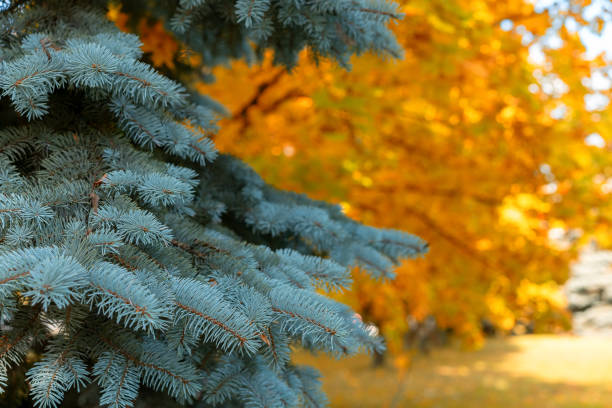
[{"xmin": 0, "ymin": 1, "xmax": 427, "ymax": 407}]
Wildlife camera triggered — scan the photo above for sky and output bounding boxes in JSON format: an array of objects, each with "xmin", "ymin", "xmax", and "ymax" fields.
[
  {"xmin": 533, "ymin": 0, "xmax": 612, "ymax": 60},
  {"xmin": 511, "ymin": 0, "xmax": 612, "ymax": 144}
]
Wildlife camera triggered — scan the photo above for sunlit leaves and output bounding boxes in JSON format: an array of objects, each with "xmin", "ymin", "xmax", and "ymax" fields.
[{"xmin": 197, "ymin": 0, "xmax": 605, "ymax": 346}]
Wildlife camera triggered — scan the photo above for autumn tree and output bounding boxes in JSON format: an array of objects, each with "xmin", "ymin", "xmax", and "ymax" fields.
[
  {"xmin": 198, "ymin": 0, "xmax": 612, "ymax": 349},
  {"xmin": 109, "ymin": 0, "xmax": 612, "ymax": 350}
]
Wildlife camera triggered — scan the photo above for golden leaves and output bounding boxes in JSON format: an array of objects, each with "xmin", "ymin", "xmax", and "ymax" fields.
[
  {"xmin": 110, "ymin": 0, "xmax": 607, "ymax": 348},
  {"xmin": 107, "ymin": 5, "xmax": 180, "ymax": 69},
  {"xmin": 138, "ymin": 20, "xmax": 178, "ymax": 69},
  {"xmin": 106, "ymin": 3, "xmax": 129, "ymax": 32}
]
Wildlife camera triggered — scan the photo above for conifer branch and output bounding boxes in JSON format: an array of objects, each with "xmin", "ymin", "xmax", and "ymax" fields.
[
  {"xmin": 112, "ymin": 71, "xmax": 168, "ymax": 96},
  {"xmin": 100, "ymin": 337, "xmax": 192, "ymax": 386},
  {"xmin": 0, "ymin": 0, "xmax": 422, "ymax": 405},
  {"xmin": 356, "ymin": 7, "xmax": 399, "ymax": 19},
  {"xmin": 0, "ymin": 270, "xmax": 29, "ymax": 285},
  {"xmin": 174, "ymin": 301, "xmax": 248, "ymax": 345},
  {"xmin": 271, "ymin": 307, "xmax": 337, "ymax": 335}
]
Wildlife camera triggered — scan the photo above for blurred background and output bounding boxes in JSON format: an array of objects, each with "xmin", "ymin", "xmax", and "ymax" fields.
[{"xmin": 109, "ymin": 0, "xmax": 612, "ymax": 406}]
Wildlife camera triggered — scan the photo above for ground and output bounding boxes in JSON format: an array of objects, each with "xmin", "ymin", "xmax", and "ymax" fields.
[{"xmin": 292, "ymin": 335, "xmax": 612, "ymax": 408}]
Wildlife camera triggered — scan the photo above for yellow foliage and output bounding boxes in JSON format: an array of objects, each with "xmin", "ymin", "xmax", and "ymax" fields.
[
  {"xmin": 106, "ymin": 3, "xmax": 128, "ymax": 32},
  {"xmin": 118, "ymin": 0, "xmax": 608, "ymax": 349},
  {"xmin": 138, "ymin": 20, "xmax": 178, "ymax": 69},
  {"xmin": 107, "ymin": 3, "xmax": 179, "ymax": 69}
]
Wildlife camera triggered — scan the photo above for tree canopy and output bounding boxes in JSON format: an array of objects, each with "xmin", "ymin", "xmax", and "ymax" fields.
[
  {"xmin": 109, "ymin": 0, "xmax": 612, "ymax": 347},
  {"xmin": 197, "ymin": 0, "xmax": 612, "ymax": 347}
]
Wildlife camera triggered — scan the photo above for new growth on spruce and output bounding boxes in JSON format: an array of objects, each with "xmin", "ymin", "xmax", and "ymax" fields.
[{"xmin": 0, "ymin": 1, "xmax": 427, "ymax": 407}]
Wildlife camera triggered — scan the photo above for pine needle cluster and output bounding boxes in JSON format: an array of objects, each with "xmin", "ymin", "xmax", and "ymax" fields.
[{"xmin": 0, "ymin": 1, "xmax": 427, "ymax": 406}]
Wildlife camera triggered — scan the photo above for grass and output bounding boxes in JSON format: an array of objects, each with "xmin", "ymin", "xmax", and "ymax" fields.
[{"xmin": 292, "ymin": 335, "xmax": 612, "ymax": 408}]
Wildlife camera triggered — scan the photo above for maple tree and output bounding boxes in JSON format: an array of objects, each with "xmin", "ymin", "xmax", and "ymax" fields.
[{"xmin": 111, "ymin": 0, "xmax": 612, "ymax": 350}]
